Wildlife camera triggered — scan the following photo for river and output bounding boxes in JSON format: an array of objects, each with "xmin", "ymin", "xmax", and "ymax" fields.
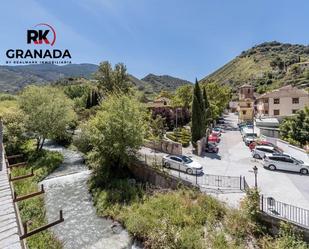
[{"xmin": 41, "ymin": 141, "xmax": 142, "ymax": 249}]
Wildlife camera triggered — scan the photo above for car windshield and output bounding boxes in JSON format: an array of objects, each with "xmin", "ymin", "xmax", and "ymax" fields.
[
  {"xmin": 180, "ymin": 156, "xmax": 193, "ymax": 164},
  {"xmin": 292, "ymin": 157, "xmax": 304, "ymax": 164},
  {"xmin": 246, "ymin": 133, "xmax": 257, "ymax": 137}
]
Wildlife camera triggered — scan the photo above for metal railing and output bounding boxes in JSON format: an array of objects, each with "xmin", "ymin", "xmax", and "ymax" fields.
[
  {"xmin": 199, "ymin": 174, "xmax": 243, "ymax": 189},
  {"xmin": 260, "ymin": 195, "xmax": 309, "ymax": 228},
  {"xmin": 139, "ymin": 152, "xmax": 247, "ymax": 191}
]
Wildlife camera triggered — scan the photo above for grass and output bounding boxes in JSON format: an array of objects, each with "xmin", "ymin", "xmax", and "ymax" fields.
[
  {"xmin": 10, "ymin": 146, "xmax": 64, "ymax": 249},
  {"xmin": 92, "ymin": 180, "xmax": 309, "ymax": 249}
]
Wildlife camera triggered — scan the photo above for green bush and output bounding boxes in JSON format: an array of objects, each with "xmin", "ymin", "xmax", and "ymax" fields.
[{"xmin": 166, "ymin": 128, "xmax": 191, "ymax": 147}]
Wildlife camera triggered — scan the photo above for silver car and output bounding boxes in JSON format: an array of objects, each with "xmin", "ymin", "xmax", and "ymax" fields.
[
  {"xmin": 162, "ymin": 155, "xmax": 203, "ymax": 175},
  {"xmin": 263, "ymin": 154, "xmax": 309, "ymax": 174},
  {"xmin": 252, "ymin": 145, "xmax": 281, "ymax": 159}
]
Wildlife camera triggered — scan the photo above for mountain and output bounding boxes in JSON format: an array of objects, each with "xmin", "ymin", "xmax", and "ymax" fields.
[
  {"xmin": 0, "ymin": 64, "xmax": 98, "ymax": 92},
  {"xmin": 201, "ymin": 41, "xmax": 309, "ymax": 95},
  {"xmin": 142, "ymin": 74, "xmax": 192, "ymax": 93},
  {"xmin": 0, "ymin": 64, "xmax": 192, "ymax": 94}
]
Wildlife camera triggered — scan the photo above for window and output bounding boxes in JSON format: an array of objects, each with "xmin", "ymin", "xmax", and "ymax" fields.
[
  {"xmin": 247, "ymin": 89, "xmax": 250, "ymax": 94},
  {"xmin": 263, "ymin": 99, "xmax": 269, "ymax": 104},
  {"xmin": 284, "ymin": 158, "xmax": 294, "ymax": 164},
  {"xmin": 292, "ymin": 98, "xmax": 299, "ymax": 104},
  {"xmin": 170, "ymin": 157, "xmax": 182, "ymax": 162},
  {"xmin": 264, "ymin": 110, "xmax": 269, "ymax": 115},
  {"xmin": 274, "ymin": 98, "xmax": 280, "ymax": 104},
  {"xmin": 247, "ymin": 103, "xmax": 251, "ymax": 108},
  {"xmin": 274, "ymin": 109, "xmax": 280, "ymax": 116},
  {"xmin": 292, "ymin": 109, "xmax": 298, "ymax": 114},
  {"xmin": 242, "ymin": 110, "xmax": 247, "ymax": 115}
]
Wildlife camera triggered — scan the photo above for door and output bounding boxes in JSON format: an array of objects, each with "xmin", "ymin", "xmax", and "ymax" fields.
[
  {"xmin": 282, "ymin": 157, "xmax": 296, "ymax": 172},
  {"xmin": 169, "ymin": 156, "xmax": 183, "ymax": 170}
]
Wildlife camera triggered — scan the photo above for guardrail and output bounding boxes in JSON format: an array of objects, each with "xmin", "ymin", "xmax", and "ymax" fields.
[{"xmin": 260, "ymin": 195, "xmax": 309, "ymax": 228}]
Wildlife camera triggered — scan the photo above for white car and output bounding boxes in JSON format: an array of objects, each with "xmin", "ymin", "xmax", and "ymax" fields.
[
  {"xmin": 252, "ymin": 145, "xmax": 281, "ymax": 159},
  {"xmin": 162, "ymin": 155, "xmax": 203, "ymax": 175},
  {"xmin": 263, "ymin": 154, "xmax": 309, "ymax": 174}
]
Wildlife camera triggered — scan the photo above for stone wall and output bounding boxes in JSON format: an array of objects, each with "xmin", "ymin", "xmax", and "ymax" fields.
[
  {"xmin": 259, "ymin": 212, "xmax": 309, "ymax": 242},
  {"xmin": 144, "ymin": 139, "xmax": 182, "ymax": 155},
  {"xmin": 129, "ymin": 161, "xmax": 197, "ymax": 190}
]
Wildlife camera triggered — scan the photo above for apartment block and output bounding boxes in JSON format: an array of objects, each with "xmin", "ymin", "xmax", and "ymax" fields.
[{"xmin": 256, "ymin": 85, "xmax": 309, "ymax": 120}]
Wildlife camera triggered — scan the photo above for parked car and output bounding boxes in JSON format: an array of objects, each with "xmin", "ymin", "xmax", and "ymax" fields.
[
  {"xmin": 252, "ymin": 145, "xmax": 282, "ymax": 159},
  {"xmin": 205, "ymin": 143, "xmax": 219, "ymax": 153},
  {"xmin": 244, "ymin": 134, "xmax": 258, "ymax": 146},
  {"xmin": 249, "ymin": 141, "xmax": 283, "ymax": 152},
  {"xmin": 213, "ymin": 127, "xmax": 225, "ymax": 133},
  {"xmin": 238, "ymin": 121, "xmax": 253, "ymax": 129},
  {"xmin": 162, "ymin": 155, "xmax": 203, "ymax": 175},
  {"xmin": 211, "ymin": 130, "xmax": 221, "ymax": 136},
  {"xmin": 263, "ymin": 154, "xmax": 309, "ymax": 174},
  {"xmin": 217, "ymin": 117, "xmax": 225, "ymax": 124},
  {"xmin": 208, "ymin": 134, "xmax": 221, "ymax": 143}
]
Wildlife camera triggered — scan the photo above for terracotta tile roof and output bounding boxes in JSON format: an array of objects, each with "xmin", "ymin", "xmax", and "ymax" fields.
[{"xmin": 257, "ymin": 85, "xmax": 309, "ymax": 99}]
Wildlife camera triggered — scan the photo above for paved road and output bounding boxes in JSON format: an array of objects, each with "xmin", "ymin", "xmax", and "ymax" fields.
[{"xmin": 141, "ymin": 113, "xmax": 309, "ymax": 209}]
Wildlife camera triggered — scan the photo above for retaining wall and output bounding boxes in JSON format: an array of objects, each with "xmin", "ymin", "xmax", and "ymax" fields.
[
  {"xmin": 261, "ymin": 135, "xmax": 309, "ymax": 164},
  {"xmin": 129, "ymin": 161, "xmax": 196, "ymax": 190},
  {"xmin": 144, "ymin": 140, "xmax": 182, "ymax": 155}
]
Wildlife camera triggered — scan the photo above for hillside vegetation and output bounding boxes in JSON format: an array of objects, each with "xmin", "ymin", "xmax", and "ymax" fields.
[
  {"xmin": 0, "ymin": 63, "xmax": 191, "ymax": 95},
  {"xmin": 201, "ymin": 41, "xmax": 309, "ymax": 94}
]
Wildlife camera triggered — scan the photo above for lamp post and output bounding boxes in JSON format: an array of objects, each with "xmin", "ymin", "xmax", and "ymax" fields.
[{"xmin": 253, "ymin": 165, "xmax": 258, "ymax": 188}]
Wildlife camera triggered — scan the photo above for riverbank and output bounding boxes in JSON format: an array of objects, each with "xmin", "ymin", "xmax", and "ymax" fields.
[
  {"xmin": 92, "ymin": 176, "xmax": 309, "ymax": 249},
  {"xmin": 11, "ymin": 147, "xmax": 63, "ymax": 249},
  {"xmin": 42, "ymin": 141, "xmax": 140, "ymax": 249}
]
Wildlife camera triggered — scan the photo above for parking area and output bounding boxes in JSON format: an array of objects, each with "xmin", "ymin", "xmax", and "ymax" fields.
[
  {"xmin": 187, "ymin": 113, "xmax": 309, "ymax": 209},
  {"xmin": 140, "ymin": 113, "xmax": 309, "ymax": 209}
]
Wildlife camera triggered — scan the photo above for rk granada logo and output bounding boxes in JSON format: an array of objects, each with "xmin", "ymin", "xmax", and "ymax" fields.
[
  {"xmin": 5, "ymin": 23, "xmax": 72, "ymax": 64},
  {"xmin": 27, "ymin": 23, "xmax": 57, "ymax": 46}
]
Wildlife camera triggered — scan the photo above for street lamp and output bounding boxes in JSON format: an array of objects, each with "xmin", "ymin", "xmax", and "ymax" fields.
[{"xmin": 253, "ymin": 165, "xmax": 258, "ymax": 188}]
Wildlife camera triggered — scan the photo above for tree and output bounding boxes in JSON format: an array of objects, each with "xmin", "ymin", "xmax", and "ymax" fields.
[
  {"xmin": 203, "ymin": 87, "xmax": 211, "ymax": 129},
  {"xmin": 172, "ymin": 85, "xmax": 193, "ymax": 108},
  {"xmin": 19, "ymin": 86, "xmax": 76, "ymax": 151},
  {"xmin": 191, "ymin": 79, "xmax": 205, "ymax": 145},
  {"xmin": 148, "ymin": 115, "xmax": 165, "ymax": 141},
  {"xmin": 204, "ymin": 83, "xmax": 231, "ymax": 120},
  {"xmin": 157, "ymin": 90, "xmax": 173, "ymax": 99},
  {"xmin": 2, "ymin": 108, "xmax": 26, "ymax": 154},
  {"xmin": 95, "ymin": 61, "xmax": 131, "ymax": 93},
  {"xmin": 280, "ymin": 107, "xmax": 309, "ymax": 147},
  {"xmin": 87, "ymin": 94, "xmax": 147, "ymax": 184}
]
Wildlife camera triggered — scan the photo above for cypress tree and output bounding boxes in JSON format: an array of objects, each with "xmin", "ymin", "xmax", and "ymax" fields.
[
  {"xmin": 191, "ymin": 79, "xmax": 204, "ymax": 145},
  {"xmin": 203, "ymin": 87, "xmax": 211, "ymax": 130}
]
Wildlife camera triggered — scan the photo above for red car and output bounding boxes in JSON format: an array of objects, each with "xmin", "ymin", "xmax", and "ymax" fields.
[
  {"xmin": 249, "ymin": 140, "xmax": 283, "ymax": 152},
  {"xmin": 208, "ymin": 135, "xmax": 220, "ymax": 143}
]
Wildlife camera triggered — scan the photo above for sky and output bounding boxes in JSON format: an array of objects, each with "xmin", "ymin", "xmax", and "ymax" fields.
[{"xmin": 1, "ymin": 0, "xmax": 309, "ymax": 81}]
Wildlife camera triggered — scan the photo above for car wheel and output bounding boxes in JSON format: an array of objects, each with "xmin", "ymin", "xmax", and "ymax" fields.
[
  {"xmin": 186, "ymin": 168, "xmax": 193, "ymax": 175},
  {"xmin": 164, "ymin": 162, "xmax": 170, "ymax": 168},
  {"xmin": 253, "ymin": 154, "xmax": 261, "ymax": 159},
  {"xmin": 300, "ymin": 168, "xmax": 309, "ymax": 175},
  {"xmin": 268, "ymin": 165, "xmax": 276, "ymax": 171}
]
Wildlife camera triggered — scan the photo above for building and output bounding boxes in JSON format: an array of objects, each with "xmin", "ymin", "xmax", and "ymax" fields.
[
  {"xmin": 147, "ymin": 97, "xmax": 171, "ymax": 108},
  {"xmin": 256, "ymin": 85, "xmax": 309, "ymax": 120},
  {"xmin": 229, "ymin": 101, "xmax": 238, "ymax": 112},
  {"xmin": 238, "ymin": 84, "xmax": 255, "ymax": 122}
]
